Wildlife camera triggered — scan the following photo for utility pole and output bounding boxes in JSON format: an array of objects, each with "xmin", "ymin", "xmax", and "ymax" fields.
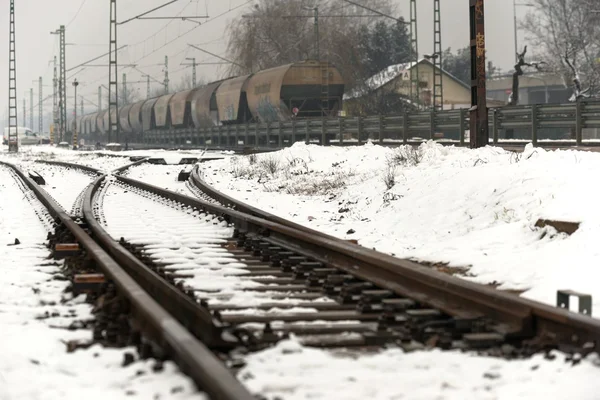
[
  {"xmin": 81, "ymin": 98, "xmax": 83, "ymax": 116},
  {"xmin": 60, "ymin": 26, "xmax": 66, "ymax": 142},
  {"xmin": 409, "ymin": 0, "xmax": 419, "ymax": 105},
  {"xmin": 469, "ymin": 0, "xmax": 488, "ymax": 148},
  {"xmin": 98, "ymin": 86, "xmax": 102, "ymax": 111},
  {"xmin": 145, "ymin": 75, "xmax": 150, "ymax": 98},
  {"xmin": 432, "ymin": 0, "xmax": 443, "ymax": 111},
  {"xmin": 29, "ymin": 88, "xmax": 33, "ymax": 130},
  {"xmin": 52, "ymin": 56, "xmax": 58, "ymax": 143},
  {"xmin": 185, "ymin": 57, "xmax": 197, "ymax": 87},
  {"xmin": 313, "ymin": 7, "xmax": 319, "ymax": 60},
  {"xmin": 108, "ymin": 0, "xmax": 119, "ymax": 144},
  {"xmin": 164, "ymin": 55, "xmax": 169, "ymax": 93},
  {"xmin": 72, "ymin": 79, "xmax": 79, "ymax": 149},
  {"xmin": 22, "ymin": 98, "xmax": 26, "ymax": 128},
  {"xmin": 8, "ymin": 0, "xmax": 18, "ymax": 151},
  {"xmin": 39, "ymin": 77, "xmax": 43, "ymax": 133},
  {"xmin": 51, "ymin": 26, "xmax": 67, "ymax": 142},
  {"xmin": 122, "ymin": 73, "xmax": 127, "ymax": 104}
]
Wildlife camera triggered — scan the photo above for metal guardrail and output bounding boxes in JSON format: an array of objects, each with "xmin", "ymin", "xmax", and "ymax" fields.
[{"xmin": 107, "ymin": 100, "xmax": 600, "ymax": 149}]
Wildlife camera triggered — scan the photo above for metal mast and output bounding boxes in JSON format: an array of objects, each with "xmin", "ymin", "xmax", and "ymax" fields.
[
  {"xmin": 8, "ymin": 0, "xmax": 18, "ymax": 152},
  {"xmin": 29, "ymin": 88, "xmax": 33, "ymax": 130},
  {"xmin": 59, "ymin": 25, "xmax": 66, "ymax": 143},
  {"xmin": 164, "ymin": 56, "xmax": 169, "ymax": 93},
  {"xmin": 98, "ymin": 86, "xmax": 102, "ymax": 111},
  {"xmin": 122, "ymin": 73, "xmax": 127, "ymax": 104},
  {"xmin": 72, "ymin": 79, "xmax": 78, "ymax": 149},
  {"xmin": 52, "ymin": 56, "xmax": 58, "ymax": 143},
  {"xmin": 39, "ymin": 77, "xmax": 43, "ymax": 132},
  {"xmin": 313, "ymin": 7, "xmax": 319, "ymax": 60},
  {"xmin": 409, "ymin": 0, "xmax": 419, "ymax": 105},
  {"xmin": 108, "ymin": 0, "xmax": 119, "ymax": 143},
  {"xmin": 469, "ymin": 0, "xmax": 488, "ymax": 148},
  {"xmin": 145, "ymin": 75, "xmax": 150, "ymax": 98},
  {"xmin": 81, "ymin": 98, "xmax": 83, "ymax": 116},
  {"xmin": 22, "ymin": 98, "xmax": 26, "ymax": 128},
  {"xmin": 185, "ymin": 57, "xmax": 197, "ymax": 87},
  {"xmin": 432, "ymin": 0, "xmax": 443, "ymax": 110}
]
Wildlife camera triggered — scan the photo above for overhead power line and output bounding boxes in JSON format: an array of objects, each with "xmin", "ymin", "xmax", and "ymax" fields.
[
  {"xmin": 339, "ymin": 0, "xmax": 407, "ymax": 23},
  {"xmin": 118, "ymin": 0, "xmax": 181, "ymax": 25},
  {"xmin": 188, "ymin": 44, "xmax": 243, "ymax": 68},
  {"xmin": 67, "ymin": 45, "xmax": 128, "ymax": 72}
]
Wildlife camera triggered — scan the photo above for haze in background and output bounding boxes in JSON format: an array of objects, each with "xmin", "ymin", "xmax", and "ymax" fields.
[{"xmin": 0, "ymin": 0, "xmax": 529, "ymax": 133}]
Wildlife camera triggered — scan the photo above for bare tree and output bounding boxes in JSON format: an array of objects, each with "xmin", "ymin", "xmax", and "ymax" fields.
[
  {"xmin": 224, "ymin": 0, "xmax": 397, "ymax": 91},
  {"xmin": 521, "ymin": 0, "xmax": 600, "ymax": 94},
  {"xmin": 564, "ymin": 47, "xmax": 592, "ymax": 101},
  {"xmin": 508, "ymin": 46, "xmax": 545, "ymax": 106}
]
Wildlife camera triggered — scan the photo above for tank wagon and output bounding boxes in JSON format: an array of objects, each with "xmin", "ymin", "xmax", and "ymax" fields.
[{"xmin": 79, "ymin": 60, "xmax": 345, "ymax": 144}]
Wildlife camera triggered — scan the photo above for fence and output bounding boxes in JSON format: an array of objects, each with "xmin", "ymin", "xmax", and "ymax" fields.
[{"xmin": 114, "ymin": 100, "xmax": 600, "ymax": 149}]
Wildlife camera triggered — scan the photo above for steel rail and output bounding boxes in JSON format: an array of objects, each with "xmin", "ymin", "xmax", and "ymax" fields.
[
  {"xmin": 117, "ymin": 174, "xmax": 600, "ymax": 349},
  {"xmin": 34, "ymin": 159, "xmax": 241, "ymax": 348},
  {"xmin": 190, "ymin": 164, "xmax": 340, "ymax": 239},
  {"xmin": 84, "ymin": 174, "xmax": 239, "ymax": 349},
  {"xmin": 34, "ymin": 158, "xmax": 147, "ymax": 174},
  {"xmin": 0, "ymin": 160, "xmax": 254, "ymax": 400}
]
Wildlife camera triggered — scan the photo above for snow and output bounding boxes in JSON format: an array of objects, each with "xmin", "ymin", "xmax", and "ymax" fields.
[
  {"xmin": 0, "ymin": 165, "xmax": 204, "ymax": 399},
  {"xmin": 203, "ymin": 141, "xmax": 600, "ymax": 317},
  {"xmin": 240, "ymin": 337, "xmax": 600, "ymax": 400},
  {"xmin": 3, "ymin": 143, "xmax": 600, "ymax": 399},
  {"xmin": 121, "ymin": 164, "xmax": 192, "ymax": 194}
]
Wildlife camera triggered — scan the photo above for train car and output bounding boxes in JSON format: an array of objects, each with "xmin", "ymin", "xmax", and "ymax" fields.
[
  {"xmin": 215, "ymin": 74, "xmax": 253, "ymax": 124},
  {"xmin": 245, "ymin": 60, "xmax": 345, "ymax": 122},
  {"xmin": 169, "ymin": 89, "xmax": 195, "ymax": 128},
  {"xmin": 129, "ymin": 100, "xmax": 145, "ymax": 133},
  {"xmin": 119, "ymin": 104, "xmax": 134, "ymax": 133},
  {"xmin": 97, "ymin": 110, "xmax": 106, "ymax": 134},
  {"xmin": 141, "ymin": 98, "xmax": 160, "ymax": 131},
  {"xmin": 190, "ymin": 80, "xmax": 223, "ymax": 127},
  {"xmin": 76, "ymin": 116, "xmax": 84, "ymax": 135},
  {"xmin": 88, "ymin": 112, "xmax": 98, "ymax": 135},
  {"xmin": 102, "ymin": 107, "xmax": 118, "ymax": 132},
  {"xmin": 154, "ymin": 94, "xmax": 175, "ymax": 129}
]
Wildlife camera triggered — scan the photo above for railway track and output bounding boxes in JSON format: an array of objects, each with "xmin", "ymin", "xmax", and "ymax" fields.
[
  {"xmin": 0, "ymin": 159, "xmax": 255, "ymax": 400},
  {"xmin": 11, "ymin": 157, "xmax": 600, "ymax": 398}
]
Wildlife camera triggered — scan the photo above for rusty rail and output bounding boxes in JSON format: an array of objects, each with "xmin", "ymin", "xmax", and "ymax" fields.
[
  {"xmin": 0, "ymin": 160, "xmax": 254, "ymax": 400},
  {"xmin": 119, "ymin": 173, "xmax": 600, "ymax": 350},
  {"xmin": 190, "ymin": 164, "xmax": 341, "ymax": 240}
]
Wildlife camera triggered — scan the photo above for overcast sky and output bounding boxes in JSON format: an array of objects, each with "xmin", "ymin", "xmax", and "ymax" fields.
[{"xmin": 0, "ymin": 0, "xmax": 531, "ymax": 133}]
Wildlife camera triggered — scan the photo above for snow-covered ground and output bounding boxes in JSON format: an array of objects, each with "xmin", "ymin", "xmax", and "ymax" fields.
[
  {"xmin": 3, "ymin": 143, "xmax": 600, "ymax": 399},
  {"xmin": 0, "ymin": 165, "xmax": 203, "ymax": 400},
  {"xmin": 121, "ymin": 164, "xmax": 192, "ymax": 194},
  {"xmin": 0, "ymin": 144, "xmax": 232, "ymax": 173},
  {"xmin": 240, "ymin": 338, "xmax": 600, "ymax": 400},
  {"xmin": 202, "ymin": 141, "xmax": 600, "ymax": 316}
]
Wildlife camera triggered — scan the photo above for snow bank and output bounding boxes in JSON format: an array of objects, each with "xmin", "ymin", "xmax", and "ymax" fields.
[{"xmin": 203, "ymin": 141, "xmax": 600, "ymax": 315}]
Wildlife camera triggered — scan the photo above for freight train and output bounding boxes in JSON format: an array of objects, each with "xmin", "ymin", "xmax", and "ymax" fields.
[{"xmin": 74, "ymin": 60, "xmax": 345, "ymax": 143}]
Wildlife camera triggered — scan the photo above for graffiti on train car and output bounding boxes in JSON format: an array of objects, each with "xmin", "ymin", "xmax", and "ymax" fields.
[
  {"xmin": 256, "ymin": 97, "xmax": 289, "ymax": 122},
  {"xmin": 224, "ymin": 104, "xmax": 236, "ymax": 121}
]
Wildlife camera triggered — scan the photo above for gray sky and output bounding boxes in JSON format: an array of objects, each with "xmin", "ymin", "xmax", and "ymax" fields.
[{"xmin": 0, "ymin": 0, "xmax": 530, "ymax": 133}]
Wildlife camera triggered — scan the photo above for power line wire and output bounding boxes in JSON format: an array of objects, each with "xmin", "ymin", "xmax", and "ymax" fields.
[{"xmin": 66, "ymin": 0, "xmax": 89, "ymax": 27}]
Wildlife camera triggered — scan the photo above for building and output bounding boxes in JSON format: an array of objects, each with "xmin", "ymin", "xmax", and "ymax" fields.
[
  {"xmin": 344, "ymin": 58, "xmax": 504, "ymax": 115},
  {"xmin": 487, "ymin": 72, "xmax": 571, "ymax": 104}
]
